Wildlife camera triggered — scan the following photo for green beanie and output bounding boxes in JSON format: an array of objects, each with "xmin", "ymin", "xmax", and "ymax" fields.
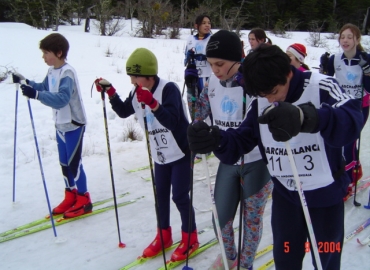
[{"xmin": 126, "ymin": 48, "xmax": 158, "ymax": 76}]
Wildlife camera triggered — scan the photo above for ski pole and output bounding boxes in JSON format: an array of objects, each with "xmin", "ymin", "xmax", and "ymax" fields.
[
  {"xmin": 236, "ymin": 87, "xmax": 248, "ymax": 270},
  {"xmin": 236, "ymin": 156, "xmax": 244, "ymax": 270},
  {"xmin": 184, "ymin": 64, "xmax": 197, "ymax": 270},
  {"xmin": 365, "ymin": 189, "xmax": 370, "ymax": 209},
  {"xmin": 26, "ymin": 98, "xmax": 61, "ymax": 242},
  {"xmin": 100, "ymin": 90, "xmax": 126, "ymax": 248},
  {"xmin": 183, "ymin": 152, "xmax": 195, "ymax": 270},
  {"xmin": 353, "ymin": 84, "xmax": 365, "ymax": 207},
  {"xmin": 12, "ymin": 82, "xmax": 19, "ymax": 203},
  {"xmin": 285, "ymin": 141, "xmax": 323, "ymax": 270},
  {"xmin": 181, "ymin": 81, "xmax": 186, "ymax": 97},
  {"xmin": 202, "ymin": 155, "xmax": 229, "ymax": 270},
  {"xmin": 353, "ymin": 138, "xmax": 362, "ymax": 207},
  {"xmin": 140, "ymin": 99, "xmax": 168, "ymax": 270}
]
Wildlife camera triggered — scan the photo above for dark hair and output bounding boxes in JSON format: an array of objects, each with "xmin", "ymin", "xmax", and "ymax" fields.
[
  {"xmin": 242, "ymin": 44, "xmax": 291, "ymax": 97},
  {"xmin": 248, "ymin": 28, "xmax": 272, "ymax": 45},
  {"xmin": 338, "ymin": 23, "xmax": 364, "ymax": 51},
  {"xmin": 195, "ymin": 14, "xmax": 211, "ymax": 28},
  {"xmin": 39, "ymin": 33, "xmax": 69, "ymax": 59},
  {"xmin": 301, "ymin": 63, "xmax": 310, "ymax": 70}
]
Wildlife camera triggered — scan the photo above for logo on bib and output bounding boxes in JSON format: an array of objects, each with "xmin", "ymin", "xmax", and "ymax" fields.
[
  {"xmin": 157, "ymin": 151, "xmax": 166, "ymax": 164},
  {"xmin": 220, "ymin": 96, "xmax": 238, "ymax": 116},
  {"xmin": 346, "ymin": 72, "xmax": 358, "ymax": 83},
  {"xmin": 146, "ymin": 112, "xmax": 155, "ymax": 125}
]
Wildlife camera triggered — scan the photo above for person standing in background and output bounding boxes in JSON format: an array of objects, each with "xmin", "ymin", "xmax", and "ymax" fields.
[
  {"xmin": 184, "ymin": 14, "xmax": 212, "ymax": 98},
  {"xmin": 247, "ymin": 28, "xmax": 272, "ymax": 53},
  {"xmin": 320, "ymin": 23, "xmax": 370, "ymax": 195}
]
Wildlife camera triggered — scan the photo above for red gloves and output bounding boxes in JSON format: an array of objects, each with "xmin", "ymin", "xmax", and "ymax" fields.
[
  {"xmin": 95, "ymin": 78, "xmax": 116, "ymax": 97},
  {"xmin": 136, "ymin": 85, "xmax": 158, "ymax": 110}
]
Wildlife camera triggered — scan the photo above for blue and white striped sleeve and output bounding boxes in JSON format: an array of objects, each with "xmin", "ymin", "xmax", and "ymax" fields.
[{"xmin": 316, "ymin": 77, "xmax": 363, "ymax": 147}]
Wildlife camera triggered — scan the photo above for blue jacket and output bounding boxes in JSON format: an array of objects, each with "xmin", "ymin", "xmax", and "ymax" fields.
[{"xmin": 109, "ymin": 77, "xmax": 190, "ymax": 155}]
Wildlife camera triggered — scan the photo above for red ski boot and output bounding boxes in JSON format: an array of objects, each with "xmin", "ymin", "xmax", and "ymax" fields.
[
  {"xmin": 143, "ymin": 227, "xmax": 173, "ymax": 258},
  {"xmin": 63, "ymin": 192, "xmax": 93, "ymax": 218},
  {"xmin": 171, "ymin": 229, "xmax": 199, "ymax": 261},
  {"xmin": 52, "ymin": 189, "xmax": 77, "ymax": 215}
]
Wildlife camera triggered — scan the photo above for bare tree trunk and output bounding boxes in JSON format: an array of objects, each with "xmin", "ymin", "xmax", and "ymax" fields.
[
  {"xmin": 54, "ymin": 0, "xmax": 62, "ymax": 31},
  {"xmin": 39, "ymin": 0, "xmax": 47, "ymax": 29},
  {"xmin": 85, "ymin": 5, "xmax": 95, "ymax": 32},
  {"xmin": 180, "ymin": 0, "xmax": 187, "ymax": 27},
  {"xmin": 181, "ymin": 0, "xmax": 184, "ymax": 27},
  {"xmin": 333, "ymin": 0, "xmax": 337, "ymax": 14},
  {"xmin": 220, "ymin": 0, "xmax": 223, "ymax": 28},
  {"xmin": 25, "ymin": 1, "xmax": 38, "ymax": 28}
]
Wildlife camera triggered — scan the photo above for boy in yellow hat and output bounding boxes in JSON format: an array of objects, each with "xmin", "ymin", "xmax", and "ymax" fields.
[{"xmin": 95, "ymin": 48, "xmax": 198, "ymax": 261}]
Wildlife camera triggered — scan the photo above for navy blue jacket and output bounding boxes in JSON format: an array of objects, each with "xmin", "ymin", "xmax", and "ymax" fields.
[{"xmin": 109, "ymin": 77, "xmax": 190, "ymax": 155}]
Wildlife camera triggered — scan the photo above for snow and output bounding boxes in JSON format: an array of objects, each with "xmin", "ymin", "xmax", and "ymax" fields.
[{"xmin": 0, "ymin": 20, "xmax": 369, "ymax": 270}]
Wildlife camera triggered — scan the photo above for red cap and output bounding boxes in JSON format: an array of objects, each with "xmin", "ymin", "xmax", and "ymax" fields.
[{"xmin": 287, "ymin": 43, "xmax": 307, "ymax": 63}]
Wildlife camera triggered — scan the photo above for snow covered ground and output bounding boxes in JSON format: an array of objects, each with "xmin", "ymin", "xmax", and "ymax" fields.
[{"xmin": 0, "ymin": 20, "xmax": 369, "ymax": 270}]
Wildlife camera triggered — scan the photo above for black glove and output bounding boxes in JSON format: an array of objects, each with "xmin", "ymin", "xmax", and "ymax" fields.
[
  {"xmin": 184, "ymin": 49, "xmax": 195, "ymax": 66},
  {"xmin": 20, "ymin": 84, "xmax": 37, "ymax": 99},
  {"xmin": 12, "ymin": 72, "xmax": 26, "ymax": 84},
  {"xmin": 258, "ymin": 102, "xmax": 318, "ymax": 142},
  {"xmin": 187, "ymin": 121, "xmax": 220, "ymax": 154},
  {"xmin": 185, "ymin": 63, "xmax": 198, "ymax": 96},
  {"xmin": 319, "ymin": 52, "xmax": 330, "ymax": 74},
  {"xmin": 359, "ymin": 52, "xmax": 370, "ymax": 75},
  {"xmin": 194, "ymin": 54, "xmax": 207, "ymax": 61},
  {"xmin": 258, "ymin": 102, "xmax": 301, "ymax": 142},
  {"xmin": 298, "ymin": 102, "xmax": 318, "ymax": 133}
]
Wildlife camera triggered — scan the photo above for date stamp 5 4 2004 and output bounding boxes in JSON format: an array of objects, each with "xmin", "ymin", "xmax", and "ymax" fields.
[{"xmin": 284, "ymin": 241, "xmax": 341, "ymax": 253}]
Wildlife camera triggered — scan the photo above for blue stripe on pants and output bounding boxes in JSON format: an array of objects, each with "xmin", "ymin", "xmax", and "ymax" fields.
[{"xmin": 56, "ymin": 126, "xmax": 87, "ymax": 193}]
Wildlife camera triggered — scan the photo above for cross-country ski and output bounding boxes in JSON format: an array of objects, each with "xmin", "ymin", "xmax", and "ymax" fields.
[
  {"xmin": 0, "ymin": 196, "xmax": 143, "ymax": 243},
  {"xmin": 357, "ymin": 234, "xmax": 370, "ymax": 246}
]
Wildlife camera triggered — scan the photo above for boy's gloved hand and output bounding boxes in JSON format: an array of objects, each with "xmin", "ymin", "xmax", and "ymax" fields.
[
  {"xmin": 94, "ymin": 78, "xmax": 116, "ymax": 97},
  {"xmin": 187, "ymin": 121, "xmax": 220, "ymax": 154},
  {"xmin": 12, "ymin": 72, "xmax": 26, "ymax": 84},
  {"xmin": 20, "ymin": 84, "xmax": 37, "ymax": 99},
  {"xmin": 136, "ymin": 85, "xmax": 158, "ymax": 110},
  {"xmin": 257, "ymin": 101, "xmax": 318, "ymax": 142},
  {"xmin": 359, "ymin": 52, "xmax": 370, "ymax": 75}
]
